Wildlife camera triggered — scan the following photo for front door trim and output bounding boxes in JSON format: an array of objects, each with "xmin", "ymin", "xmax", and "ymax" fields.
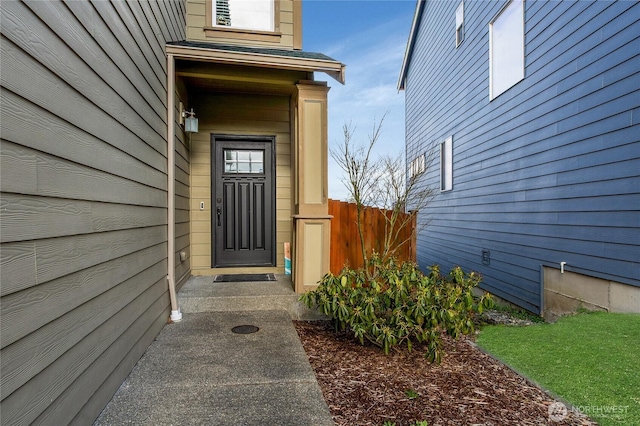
[{"xmin": 211, "ymin": 134, "xmax": 276, "ymax": 268}]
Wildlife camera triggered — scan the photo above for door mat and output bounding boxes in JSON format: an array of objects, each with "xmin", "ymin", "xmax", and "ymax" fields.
[{"xmin": 213, "ymin": 273, "xmax": 276, "ymax": 282}]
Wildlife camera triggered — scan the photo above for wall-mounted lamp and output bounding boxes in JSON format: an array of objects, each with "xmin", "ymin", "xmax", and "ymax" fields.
[{"xmin": 180, "ymin": 104, "xmax": 198, "ymax": 133}]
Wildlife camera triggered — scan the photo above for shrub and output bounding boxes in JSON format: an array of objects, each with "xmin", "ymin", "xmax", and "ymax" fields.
[{"xmin": 300, "ymin": 254, "xmax": 493, "ymax": 363}]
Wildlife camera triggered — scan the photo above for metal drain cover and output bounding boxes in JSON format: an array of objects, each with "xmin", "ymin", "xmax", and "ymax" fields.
[{"xmin": 231, "ymin": 325, "xmax": 259, "ymax": 334}]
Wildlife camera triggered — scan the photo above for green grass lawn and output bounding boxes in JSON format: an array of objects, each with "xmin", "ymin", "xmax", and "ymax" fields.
[{"xmin": 476, "ymin": 311, "xmax": 640, "ymax": 426}]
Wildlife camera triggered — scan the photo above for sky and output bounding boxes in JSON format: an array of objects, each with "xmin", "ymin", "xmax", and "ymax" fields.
[{"xmin": 302, "ymin": 0, "xmax": 418, "ymax": 200}]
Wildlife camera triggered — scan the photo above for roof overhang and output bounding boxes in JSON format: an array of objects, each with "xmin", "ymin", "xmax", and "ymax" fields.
[
  {"xmin": 166, "ymin": 41, "xmax": 345, "ymax": 84},
  {"xmin": 398, "ymin": 0, "xmax": 426, "ymax": 91}
]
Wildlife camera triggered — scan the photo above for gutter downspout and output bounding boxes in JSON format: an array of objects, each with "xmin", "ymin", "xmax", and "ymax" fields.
[{"xmin": 167, "ymin": 53, "xmax": 182, "ymax": 322}]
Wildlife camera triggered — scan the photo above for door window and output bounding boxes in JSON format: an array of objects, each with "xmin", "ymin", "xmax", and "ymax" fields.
[{"xmin": 224, "ymin": 150, "xmax": 264, "ymax": 174}]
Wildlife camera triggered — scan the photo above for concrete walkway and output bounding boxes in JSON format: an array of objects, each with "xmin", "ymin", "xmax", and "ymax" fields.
[{"xmin": 94, "ymin": 276, "xmax": 333, "ymax": 426}]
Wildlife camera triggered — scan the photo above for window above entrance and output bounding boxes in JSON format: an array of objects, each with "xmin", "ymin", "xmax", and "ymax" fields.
[
  {"xmin": 202, "ymin": 0, "xmax": 286, "ymax": 45},
  {"xmin": 214, "ymin": 0, "xmax": 274, "ymax": 32}
]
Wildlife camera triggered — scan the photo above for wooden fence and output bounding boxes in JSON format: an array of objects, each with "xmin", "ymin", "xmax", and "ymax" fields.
[{"xmin": 328, "ymin": 199, "xmax": 417, "ymax": 274}]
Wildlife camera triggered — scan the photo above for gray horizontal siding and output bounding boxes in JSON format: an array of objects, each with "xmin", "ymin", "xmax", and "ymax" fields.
[
  {"xmin": 1, "ymin": 264, "xmax": 167, "ymax": 425},
  {"xmin": 0, "ymin": 141, "xmax": 168, "ymax": 209},
  {"xmin": 0, "ymin": 0, "xmax": 187, "ymax": 424},
  {"xmin": 1, "ymin": 258, "xmax": 166, "ymax": 396},
  {"xmin": 1, "ymin": 90, "xmax": 167, "ymax": 189},
  {"xmin": 404, "ymin": 0, "xmax": 640, "ymax": 313}
]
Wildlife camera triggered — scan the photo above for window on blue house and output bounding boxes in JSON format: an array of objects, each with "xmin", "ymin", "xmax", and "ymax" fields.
[
  {"xmin": 440, "ymin": 136, "xmax": 453, "ymax": 192},
  {"xmin": 489, "ymin": 0, "xmax": 524, "ymax": 99},
  {"xmin": 410, "ymin": 154, "xmax": 426, "ymax": 178},
  {"xmin": 456, "ymin": 1, "xmax": 464, "ymax": 47}
]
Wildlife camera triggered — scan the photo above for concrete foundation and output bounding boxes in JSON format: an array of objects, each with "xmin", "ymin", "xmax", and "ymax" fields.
[{"xmin": 543, "ymin": 267, "xmax": 640, "ymax": 320}]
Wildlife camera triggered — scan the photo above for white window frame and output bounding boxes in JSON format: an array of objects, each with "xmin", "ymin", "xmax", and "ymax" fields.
[
  {"xmin": 456, "ymin": 1, "xmax": 465, "ymax": 47},
  {"xmin": 489, "ymin": 0, "xmax": 525, "ymax": 100},
  {"xmin": 410, "ymin": 154, "xmax": 426, "ymax": 179},
  {"xmin": 440, "ymin": 136, "xmax": 453, "ymax": 192}
]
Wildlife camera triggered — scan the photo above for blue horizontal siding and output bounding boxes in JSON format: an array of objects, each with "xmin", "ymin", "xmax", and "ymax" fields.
[{"xmin": 404, "ymin": 0, "xmax": 640, "ymax": 313}]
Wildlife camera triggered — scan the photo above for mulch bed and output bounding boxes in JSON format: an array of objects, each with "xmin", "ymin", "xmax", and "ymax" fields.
[{"xmin": 294, "ymin": 320, "xmax": 595, "ymax": 426}]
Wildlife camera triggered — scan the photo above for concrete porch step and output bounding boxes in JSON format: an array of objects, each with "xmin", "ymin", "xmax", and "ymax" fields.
[{"xmin": 178, "ymin": 275, "xmax": 327, "ymax": 320}]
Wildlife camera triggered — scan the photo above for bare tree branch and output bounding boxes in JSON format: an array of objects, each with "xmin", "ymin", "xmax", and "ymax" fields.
[{"xmin": 331, "ymin": 115, "xmax": 435, "ymax": 277}]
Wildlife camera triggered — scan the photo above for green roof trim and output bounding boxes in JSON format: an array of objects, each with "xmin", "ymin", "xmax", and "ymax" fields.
[{"xmin": 166, "ymin": 40, "xmax": 338, "ymax": 63}]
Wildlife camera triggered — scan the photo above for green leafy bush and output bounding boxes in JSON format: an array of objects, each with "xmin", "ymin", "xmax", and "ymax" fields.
[{"xmin": 300, "ymin": 254, "xmax": 493, "ymax": 363}]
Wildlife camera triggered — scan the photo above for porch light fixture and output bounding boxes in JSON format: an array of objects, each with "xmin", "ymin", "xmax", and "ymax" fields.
[{"xmin": 182, "ymin": 107, "xmax": 199, "ymax": 133}]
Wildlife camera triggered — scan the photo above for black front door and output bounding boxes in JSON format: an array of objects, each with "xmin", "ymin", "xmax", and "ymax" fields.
[{"xmin": 211, "ymin": 136, "xmax": 275, "ymax": 267}]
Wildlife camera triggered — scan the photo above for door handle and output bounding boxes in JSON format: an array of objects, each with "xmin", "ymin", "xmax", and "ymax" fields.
[{"xmin": 216, "ymin": 207, "xmax": 222, "ymax": 226}]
